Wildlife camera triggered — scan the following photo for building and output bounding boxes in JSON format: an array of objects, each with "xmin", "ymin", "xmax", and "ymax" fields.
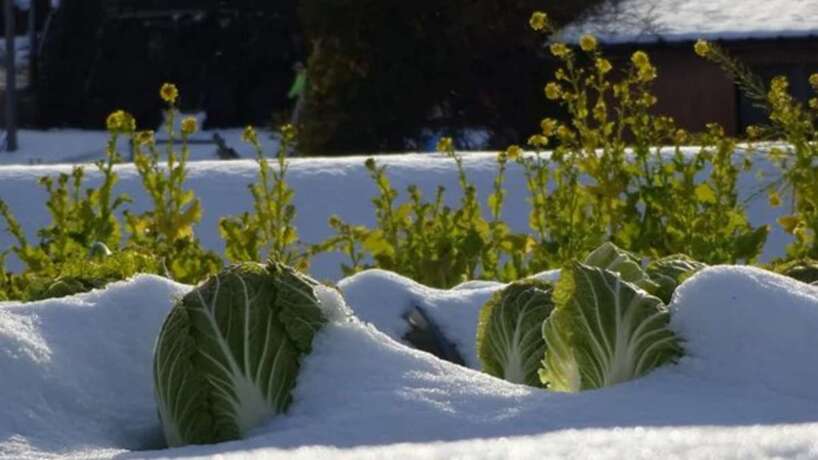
[{"xmin": 560, "ymin": 0, "xmax": 818, "ymax": 135}]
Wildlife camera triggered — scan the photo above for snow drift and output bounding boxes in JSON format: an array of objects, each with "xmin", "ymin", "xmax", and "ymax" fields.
[{"xmin": 1, "ymin": 266, "xmax": 818, "ymax": 459}]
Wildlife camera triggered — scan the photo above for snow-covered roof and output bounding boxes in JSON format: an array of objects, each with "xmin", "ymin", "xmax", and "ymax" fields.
[{"xmin": 560, "ymin": 0, "xmax": 818, "ymax": 45}]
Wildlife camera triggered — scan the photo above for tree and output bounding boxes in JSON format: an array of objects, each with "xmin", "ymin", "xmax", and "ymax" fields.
[{"xmin": 298, "ymin": 1, "xmax": 604, "ymax": 155}]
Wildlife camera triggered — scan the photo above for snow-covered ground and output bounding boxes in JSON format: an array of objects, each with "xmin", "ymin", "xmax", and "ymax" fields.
[
  {"xmin": 0, "ymin": 132, "xmax": 814, "ymax": 458},
  {"xmin": 1, "ymin": 266, "xmax": 817, "ymax": 459},
  {"xmin": 0, "ymin": 128, "xmax": 274, "ymax": 165}
]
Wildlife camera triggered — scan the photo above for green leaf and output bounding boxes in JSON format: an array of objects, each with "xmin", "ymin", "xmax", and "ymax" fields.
[
  {"xmin": 476, "ymin": 280, "xmax": 554, "ymax": 387},
  {"xmin": 732, "ymin": 225, "xmax": 769, "ymax": 262},
  {"xmin": 646, "ymin": 254, "xmax": 708, "ymax": 303},
  {"xmin": 583, "ymin": 242, "xmax": 659, "ymax": 293},
  {"xmin": 774, "ymin": 258, "xmax": 818, "ymax": 284},
  {"xmin": 153, "ymin": 262, "xmax": 327, "ymax": 447},
  {"xmin": 362, "ymin": 231, "xmax": 394, "ymax": 257},
  {"xmin": 540, "ymin": 262, "xmax": 682, "ymax": 392}
]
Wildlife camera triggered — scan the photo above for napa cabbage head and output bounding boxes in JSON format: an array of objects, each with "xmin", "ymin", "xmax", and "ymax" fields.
[
  {"xmin": 476, "ymin": 280, "xmax": 553, "ymax": 387},
  {"xmin": 153, "ymin": 261, "xmax": 327, "ymax": 447},
  {"xmin": 540, "ymin": 262, "xmax": 682, "ymax": 392}
]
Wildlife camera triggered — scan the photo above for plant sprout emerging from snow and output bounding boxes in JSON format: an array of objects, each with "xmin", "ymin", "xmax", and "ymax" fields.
[
  {"xmin": 153, "ymin": 261, "xmax": 327, "ymax": 447},
  {"xmin": 477, "ymin": 280, "xmax": 554, "ymax": 387}
]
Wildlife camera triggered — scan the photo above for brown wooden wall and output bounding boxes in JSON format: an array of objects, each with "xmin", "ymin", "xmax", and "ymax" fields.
[{"xmin": 605, "ymin": 38, "xmax": 818, "ymax": 137}]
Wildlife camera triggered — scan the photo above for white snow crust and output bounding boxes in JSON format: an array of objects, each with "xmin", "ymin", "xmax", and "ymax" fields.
[
  {"xmin": 1, "ymin": 266, "xmax": 817, "ymax": 459},
  {"xmin": 560, "ymin": 0, "xmax": 818, "ymax": 44}
]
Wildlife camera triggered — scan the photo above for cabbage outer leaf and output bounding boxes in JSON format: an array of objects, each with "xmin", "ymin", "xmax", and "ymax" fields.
[
  {"xmin": 646, "ymin": 255, "xmax": 708, "ymax": 303},
  {"xmin": 476, "ymin": 280, "xmax": 553, "ymax": 387},
  {"xmin": 153, "ymin": 262, "xmax": 325, "ymax": 447},
  {"xmin": 540, "ymin": 262, "xmax": 682, "ymax": 392},
  {"xmin": 584, "ymin": 242, "xmax": 659, "ymax": 293}
]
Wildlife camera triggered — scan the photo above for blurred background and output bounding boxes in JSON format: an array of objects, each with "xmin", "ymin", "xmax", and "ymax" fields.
[
  {"xmin": 1, "ymin": 0, "xmax": 816, "ymax": 157},
  {"xmin": 0, "ymin": 1, "xmax": 604, "ymax": 156}
]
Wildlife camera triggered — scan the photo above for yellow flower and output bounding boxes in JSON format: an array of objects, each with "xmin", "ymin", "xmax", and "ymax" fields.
[
  {"xmin": 544, "ymin": 82, "xmax": 562, "ymax": 100},
  {"xmin": 631, "ymin": 51, "xmax": 650, "ymax": 69},
  {"xmin": 242, "ymin": 125, "xmax": 259, "ymax": 145},
  {"xmin": 105, "ymin": 110, "xmax": 135, "ymax": 133},
  {"xmin": 436, "ymin": 136, "xmax": 454, "ymax": 153},
  {"xmin": 180, "ymin": 116, "xmax": 198, "ymax": 136},
  {"xmin": 808, "ymin": 73, "xmax": 818, "ymax": 89},
  {"xmin": 527, "ymin": 135, "xmax": 549, "ymax": 148},
  {"xmin": 694, "ymin": 39, "xmax": 711, "ymax": 57},
  {"xmin": 778, "ymin": 215, "xmax": 801, "ymax": 234},
  {"xmin": 123, "ymin": 113, "xmax": 136, "ymax": 133},
  {"xmin": 640, "ymin": 94, "xmax": 658, "ymax": 106},
  {"xmin": 281, "ymin": 124, "xmax": 297, "ymax": 142},
  {"xmin": 674, "ymin": 129, "xmax": 689, "ymax": 145},
  {"xmin": 595, "ymin": 58, "xmax": 612, "ymax": 75},
  {"xmin": 579, "ymin": 34, "xmax": 598, "ymax": 52},
  {"xmin": 746, "ymin": 125, "xmax": 762, "ymax": 139},
  {"xmin": 549, "ymin": 43, "xmax": 570, "ymax": 59},
  {"xmin": 771, "ymin": 76, "xmax": 789, "ymax": 94},
  {"xmin": 593, "ymin": 100, "xmax": 607, "ymax": 121},
  {"xmin": 540, "ymin": 118, "xmax": 558, "ymax": 136},
  {"xmin": 638, "ymin": 64, "xmax": 657, "ymax": 82},
  {"xmin": 768, "ymin": 191, "xmax": 782, "ymax": 208},
  {"xmin": 529, "ymin": 12, "xmax": 548, "ymax": 31},
  {"xmin": 106, "ymin": 110, "xmax": 125, "ymax": 131},
  {"xmin": 506, "ymin": 145, "xmax": 523, "ymax": 160},
  {"xmin": 136, "ymin": 130, "xmax": 155, "ymax": 146},
  {"xmin": 160, "ymin": 83, "xmax": 179, "ymax": 104},
  {"xmin": 557, "ymin": 125, "xmax": 573, "ymax": 139},
  {"xmin": 105, "ymin": 110, "xmax": 122, "ymax": 131}
]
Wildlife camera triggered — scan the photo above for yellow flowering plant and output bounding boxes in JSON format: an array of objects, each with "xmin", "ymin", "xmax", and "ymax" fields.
[
  {"xmin": 125, "ymin": 84, "xmax": 221, "ymax": 283},
  {"xmin": 0, "ymin": 112, "xmax": 152, "ymax": 300},
  {"xmin": 219, "ymin": 124, "xmax": 309, "ymax": 269},
  {"xmin": 510, "ymin": 20, "xmax": 765, "ymax": 267},
  {"xmin": 697, "ymin": 42, "xmax": 818, "ymax": 258},
  {"xmin": 322, "ymin": 134, "xmax": 531, "ymax": 286}
]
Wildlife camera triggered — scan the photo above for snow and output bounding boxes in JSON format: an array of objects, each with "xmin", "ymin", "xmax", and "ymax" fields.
[
  {"xmin": 0, "ymin": 148, "xmax": 791, "ymax": 281},
  {"xmin": 338, "ymin": 269, "xmax": 501, "ymax": 368},
  {"xmin": 1, "ymin": 266, "xmax": 818, "ymax": 459},
  {"xmin": 0, "ymin": 128, "xmax": 276, "ymax": 165},
  {"xmin": 0, "ymin": 275, "xmax": 190, "ymax": 459},
  {"xmin": 560, "ymin": 0, "xmax": 818, "ymax": 44}
]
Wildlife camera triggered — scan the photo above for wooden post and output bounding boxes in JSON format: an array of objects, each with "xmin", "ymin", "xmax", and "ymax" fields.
[{"xmin": 4, "ymin": 0, "xmax": 18, "ymax": 151}]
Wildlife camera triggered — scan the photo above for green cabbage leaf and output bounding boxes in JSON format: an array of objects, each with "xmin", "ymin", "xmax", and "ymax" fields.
[
  {"xmin": 153, "ymin": 261, "xmax": 326, "ymax": 447},
  {"xmin": 540, "ymin": 262, "xmax": 682, "ymax": 392},
  {"xmin": 646, "ymin": 254, "xmax": 708, "ymax": 303},
  {"xmin": 476, "ymin": 280, "xmax": 553, "ymax": 387}
]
